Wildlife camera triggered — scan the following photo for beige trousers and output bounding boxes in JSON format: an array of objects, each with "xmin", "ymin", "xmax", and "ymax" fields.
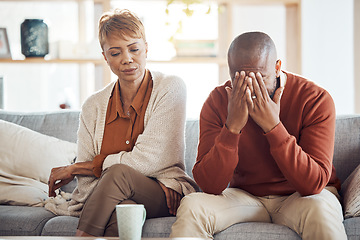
[{"xmin": 170, "ymin": 187, "xmax": 347, "ymax": 240}]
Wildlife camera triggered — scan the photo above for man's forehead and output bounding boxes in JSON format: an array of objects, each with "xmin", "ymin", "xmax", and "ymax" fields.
[{"xmin": 237, "ymin": 63, "xmax": 267, "ymax": 72}]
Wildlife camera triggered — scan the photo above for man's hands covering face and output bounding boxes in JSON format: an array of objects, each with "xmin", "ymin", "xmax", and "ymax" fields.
[
  {"xmin": 225, "ymin": 71, "xmax": 251, "ymax": 134},
  {"xmin": 247, "ymin": 72, "xmax": 283, "ymax": 133},
  {"xmin": 225, "ymin": 71, "xmax": 284, "ymax": 134}
]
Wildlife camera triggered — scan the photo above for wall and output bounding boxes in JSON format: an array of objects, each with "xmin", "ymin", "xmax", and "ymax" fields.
[
  {"xmin": 0, "ymin": 1, "xmax": 82, "ymax": 111},
  {"xmin": 301, "ymin": 0, "xmax": 355, "ymax": 115}
]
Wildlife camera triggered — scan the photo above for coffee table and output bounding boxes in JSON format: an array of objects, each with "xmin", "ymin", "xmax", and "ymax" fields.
[{"xmin": 0, "ymin": 237, "xmax": 201, "ymax": 240}]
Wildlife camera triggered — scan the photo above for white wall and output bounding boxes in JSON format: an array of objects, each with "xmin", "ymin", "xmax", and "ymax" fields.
[
  {"xmin": 301, "ymin": 0, "xmax": 354, "ymax": 115},
  {"xmin": 231, "ymin": 5, "xmax": 287, "ymax": 69},
  {"xmin": 0, "ymin": 1, "xmax": 82, "ymax": 111}
]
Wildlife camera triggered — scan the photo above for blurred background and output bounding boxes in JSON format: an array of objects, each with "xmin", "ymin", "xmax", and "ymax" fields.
[{"xmin": 0, "ymin": 0, "xmax": 358, "ymax": 119}]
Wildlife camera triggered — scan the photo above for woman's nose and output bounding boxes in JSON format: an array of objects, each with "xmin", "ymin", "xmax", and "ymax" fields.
[{"xmin": 121, "ymin": 51, "xmax": 133, "ymax": 64}]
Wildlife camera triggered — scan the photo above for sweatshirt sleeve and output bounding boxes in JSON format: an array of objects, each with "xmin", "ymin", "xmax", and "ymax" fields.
[
  {"xmin": 192, "ymin": 90, "xmax": 240, "ymax": 194},
  {"xmin": 266, "ymin": 90, "xmax": 336, "ymax": 196}
]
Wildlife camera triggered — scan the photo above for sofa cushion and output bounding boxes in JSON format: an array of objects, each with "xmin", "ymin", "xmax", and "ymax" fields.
[
  {"xmin": 343, "ymin": 217, "xmax": 360, "ymax": 240},
  {"xmin": 41, "ymin": 215, "xmax": 78, "ymax": 236},
  {"xmin": 0, "ymin": 205, "xmax": 55, "ymax": 236},
  {"xmin": 184, "ymin": 119, "xmax": 199, "ymax": 178},
  {"xmin": 0, "ymin": 110, "xmax": 80, "ymax": 143},
  {"xmin": 214, "ymin": 222, "xmax": 301, "ymax": 240},
  {"xmin": 341, "ymin": 163, "xmax": 360, "ymax": 218},
  {"xmin": 333, "ymin": 115, "xmax": 360, "ymax": 185},
  {"xmin": 0, "ymin": 120, "xmax": 76, "ymax": 206},
  {"xmin": 142, "ymin": 217, "xmax": 176, "ymax": 237}
]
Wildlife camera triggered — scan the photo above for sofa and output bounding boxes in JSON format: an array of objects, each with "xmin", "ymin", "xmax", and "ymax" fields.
[{"xmin": 0, "ymin": 110, "xmax": 359, "ymax": 239}]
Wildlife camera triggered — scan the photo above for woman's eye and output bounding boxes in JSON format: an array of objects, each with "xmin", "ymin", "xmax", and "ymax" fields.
[
  {"xmin": 130, "ymin": 49, "xmax": 139, "ymax": 52},
  {"xmin": 111, "ymin": 52, "xmax": 119, "ymax": 57}
]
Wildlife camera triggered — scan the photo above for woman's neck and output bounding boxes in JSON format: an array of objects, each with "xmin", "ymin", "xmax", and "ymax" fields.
[{"xmin": 118, "ymin": 73, "xmax": 145, "ymax": 109}]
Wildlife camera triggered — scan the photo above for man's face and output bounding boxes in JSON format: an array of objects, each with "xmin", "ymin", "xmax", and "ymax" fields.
[{"xmin": 229, "ymin": 55, "xmax": 278, "ymax": 99}]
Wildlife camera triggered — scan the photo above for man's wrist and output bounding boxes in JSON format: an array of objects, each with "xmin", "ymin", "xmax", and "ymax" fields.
[
  {"xmin": 225, "ymin": 122, "xmax": 242, "ymax": 134},
  {"xmin": 263, "ymin": 121, "xmax": 280, "ymax": 134}
]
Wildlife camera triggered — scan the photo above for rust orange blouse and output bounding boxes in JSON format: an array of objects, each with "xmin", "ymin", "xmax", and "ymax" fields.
[{"xmin": 92, "ymin": 70, "xmax": 153, "ymax": 177}]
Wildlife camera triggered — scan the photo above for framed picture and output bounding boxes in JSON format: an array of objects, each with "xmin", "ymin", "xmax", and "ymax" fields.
[{"xmin": 0, "ymin": 28, "xmax": 11, "ymax": 59}]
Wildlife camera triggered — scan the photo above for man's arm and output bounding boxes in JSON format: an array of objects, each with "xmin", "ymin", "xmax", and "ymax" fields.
[
  {"xmin": 266, "ymin": 96, "xmax": 336, "ymax": 196},
  {"xmin": 249, "ymin": 72, "xmax": 335, "ymax": 196},
  {"xmin": 193, "ymin": 72, "xmax": 250, "ymax": 194}
]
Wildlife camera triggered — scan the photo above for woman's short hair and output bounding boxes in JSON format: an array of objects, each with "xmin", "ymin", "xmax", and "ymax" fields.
[{"xmin": 98, "ymin": 9, "xmax": 146, "ymax": 50}]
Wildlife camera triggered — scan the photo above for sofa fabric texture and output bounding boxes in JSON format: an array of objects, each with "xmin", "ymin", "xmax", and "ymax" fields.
[{"xmin": 0, "ymin": 110, "xmax": 359, "ymax": 239}]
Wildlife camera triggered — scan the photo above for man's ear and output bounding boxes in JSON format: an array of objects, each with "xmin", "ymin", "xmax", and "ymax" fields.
[{"xmin": 275, "ymin": 59, "xmax": 282, "ymax": 77}]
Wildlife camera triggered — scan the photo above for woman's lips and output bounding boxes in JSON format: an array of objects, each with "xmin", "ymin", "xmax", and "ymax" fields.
[{"xmin": 122, "ymin": 68, "xmax": 136, "ymax": 74}]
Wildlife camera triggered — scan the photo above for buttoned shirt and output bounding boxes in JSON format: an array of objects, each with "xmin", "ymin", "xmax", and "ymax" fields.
[{"xmin": 92, "ymin": 70, "xmax": 153, "ymax": 177}]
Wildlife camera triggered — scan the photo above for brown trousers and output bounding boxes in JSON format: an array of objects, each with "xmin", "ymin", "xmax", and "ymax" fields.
[{"xmin": 77, "ymin": 164, "xmax": 171, "ymax": 236}]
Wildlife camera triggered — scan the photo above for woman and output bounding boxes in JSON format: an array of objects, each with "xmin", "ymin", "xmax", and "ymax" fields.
[{"xmin": 46, "ymin": 9, "xmax": 198, "ymax": 236}]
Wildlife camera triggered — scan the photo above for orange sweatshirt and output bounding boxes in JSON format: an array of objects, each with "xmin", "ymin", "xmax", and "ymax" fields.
[{"xmin": 193, "ymin": 71, "xmax": 340, "ymax": 196}]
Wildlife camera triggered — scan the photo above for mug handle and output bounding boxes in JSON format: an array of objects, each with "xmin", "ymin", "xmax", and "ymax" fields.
[{"xmin": 142, "ymin": 208, "xmax": 147, "ymax": 226}]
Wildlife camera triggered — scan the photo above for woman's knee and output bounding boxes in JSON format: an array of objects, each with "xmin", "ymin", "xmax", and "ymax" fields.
[
  {"xmin": 97, "ymin": 164, "xmax": 136, "ymax": 192},
  {"xmin": 103, "ymin": 164, "xmax": 134, "ymax": 177}
]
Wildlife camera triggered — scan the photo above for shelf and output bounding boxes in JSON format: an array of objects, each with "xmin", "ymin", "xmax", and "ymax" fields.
[
  {"xmin": 0, "ymin": 58, "xmax": 105, "ymax": 64},
  {"xmin": 148, "ymin": 57, "xmax": 227, "ymax": 65},
  {"xmin": 0, "ymin": 57, "xmax": 227, "ymax": 65}
]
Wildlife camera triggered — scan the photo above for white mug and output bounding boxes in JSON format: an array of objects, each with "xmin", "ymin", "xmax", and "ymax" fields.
[{"xmin": 116, "ymin": 204, "xmax": 146, "ymax": 240}]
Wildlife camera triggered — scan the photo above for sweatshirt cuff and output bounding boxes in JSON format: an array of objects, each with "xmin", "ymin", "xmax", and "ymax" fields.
[
  {"xmin": 217, "ymin": 125, "xmax": 241, "ymax": 148},
  {"xmin": 264, "ymin": 122, "xmax": 290, "ymax": 148}
]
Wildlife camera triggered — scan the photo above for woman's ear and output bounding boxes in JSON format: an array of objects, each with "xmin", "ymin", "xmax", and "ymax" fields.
[
  {"xmin": 275, "ymin": 59, "xmax": 282, "ymax": 77},
  {"xmin": 145, "ymin": 42, "xmax": 148, "ymax": 58},
  {"xmin": 102, "ymin": 52, "xmax": 108, "ymax": 64}
]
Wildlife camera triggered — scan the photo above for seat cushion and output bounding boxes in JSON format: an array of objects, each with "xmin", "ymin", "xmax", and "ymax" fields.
[
  {"xmin": 0, "ymin": 205, "xmax": 55, "ymax": 235},
  {"xmin": 215, "ymin": 222, "xmax": 301, "ymax": 240},
  {"xmin": 41, "ymin": 215, "xmax": 78, "ymax": 236},
  {"xmin": 344, "ymin": 217, "xmax": 360, "ymax": 240},
  {"xmin": 142, "ymin": 216, "xmax": 176, "ymax": 237}
]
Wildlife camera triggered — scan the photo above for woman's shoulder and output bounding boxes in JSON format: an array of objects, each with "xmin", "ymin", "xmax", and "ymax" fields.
[
  {"xmin": 80, "ymin": 81, "xmax": 115, "ymax": 120},
  {"xmin": 82, "ymin": 81, "xmax": 115, "ymax": 108}
]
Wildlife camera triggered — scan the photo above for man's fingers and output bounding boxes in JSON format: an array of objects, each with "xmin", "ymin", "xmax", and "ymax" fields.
[
  {"xmin": 273, "ymin": 87, "xmax": 284, "ymax": 104},
  {"xmin": 225, "ymin": 86, "xmax": 232, "ymax": 99},
  {"xmin": 245, "ymin": 87, "xmax": 254, "ymax": 109},
  {"xmin": 255, "ymin": 72, "xmax": 269, "ymax": 99},
  {"xmin": 249, "ymin": 72, "xmax": 262, "ymax": 100}
]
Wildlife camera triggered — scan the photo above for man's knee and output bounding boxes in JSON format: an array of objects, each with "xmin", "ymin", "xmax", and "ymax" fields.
[
  {"xmin": 302, "ymin": 190, "xmax": 342, "ymax": 218},
  {"xmin": 177, "ymin": 192, "xmax": 213, "ymax": 218}
]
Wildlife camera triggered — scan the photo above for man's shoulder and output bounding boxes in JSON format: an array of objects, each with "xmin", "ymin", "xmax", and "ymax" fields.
[
  {"xmin": 284, "ymin": 71, "xmax": 335, "ymax": 116},
  {"xmin": 285, "ymin": 71, "xmax": 332, "ymax": 99},
  {"xmin": 208, "ymin": 80, "xmax": 230, "ymax": 98}
]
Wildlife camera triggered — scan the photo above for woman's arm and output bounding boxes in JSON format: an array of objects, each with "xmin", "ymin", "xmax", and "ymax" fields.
[{"xmin": 48, "ymin": 161, "xmax": 94, "ymax": 197}]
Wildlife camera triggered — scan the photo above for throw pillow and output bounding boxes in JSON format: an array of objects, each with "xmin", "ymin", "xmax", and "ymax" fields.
[
  {"xmin": 341, "ymin": 163, "xmax": 360, "ymax": 218},
  {"xmin": 0, "ymin": 120, "xmax": 77, "ymax": 206}
]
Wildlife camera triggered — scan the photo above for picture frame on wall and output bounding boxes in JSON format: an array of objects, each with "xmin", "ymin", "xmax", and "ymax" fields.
[{"xmin": 0, "ymin": 28, "xmax": 11, "ymax": 59}]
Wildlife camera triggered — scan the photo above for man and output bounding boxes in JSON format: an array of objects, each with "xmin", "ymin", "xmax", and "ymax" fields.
[{"xmin": 170, "ymin": 32, "xmax": 346, "ymax": 240}]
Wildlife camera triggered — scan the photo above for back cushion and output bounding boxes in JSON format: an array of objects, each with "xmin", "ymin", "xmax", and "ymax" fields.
[{"xmin": 333, "ymin": 115, "xmax": 360, "ymax": 185}]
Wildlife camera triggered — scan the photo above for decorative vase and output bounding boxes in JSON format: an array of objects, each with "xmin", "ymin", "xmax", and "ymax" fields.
[{"xmin": 21, "ymin": 19, "xmax": 49, "ymax": 57}]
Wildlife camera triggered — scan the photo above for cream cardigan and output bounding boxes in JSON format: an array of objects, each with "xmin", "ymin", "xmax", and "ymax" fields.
[{"xmin": 45, "ymin": 70, "xmax": 198, "ymax": 216}]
